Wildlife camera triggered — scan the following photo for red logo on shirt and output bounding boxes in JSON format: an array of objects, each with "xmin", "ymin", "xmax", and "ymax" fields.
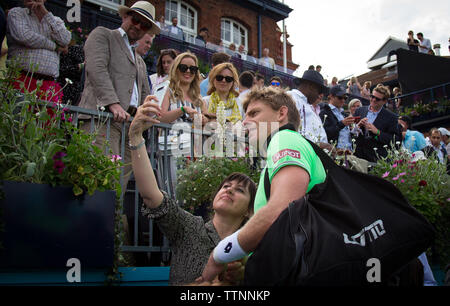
[{"xmin": 272, "ymin": 149, "xmax": 301, "ymax": 164}]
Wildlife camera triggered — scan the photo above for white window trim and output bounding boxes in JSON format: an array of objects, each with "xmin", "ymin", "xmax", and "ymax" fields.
[
  {"xmin": 221, "ymin": 18, "xmax": 248, "ymax": 51},
  {"xmin": 165, "ymin": 0, "xmax": 198, "ymax": 43},
  {"xmin": 85, "ymin": 0, "xmax": 125, "ymax": 12}
]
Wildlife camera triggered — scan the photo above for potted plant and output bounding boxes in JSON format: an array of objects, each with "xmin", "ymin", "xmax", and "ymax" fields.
[{"xmin": 0, "ymin": 62, "xmax": 123, "ymax": 274}]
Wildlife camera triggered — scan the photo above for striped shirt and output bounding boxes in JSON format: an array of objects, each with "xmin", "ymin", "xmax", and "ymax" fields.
[{"xmin": 6, "ymin": 7, "xmax": 71, "ymax": 78}]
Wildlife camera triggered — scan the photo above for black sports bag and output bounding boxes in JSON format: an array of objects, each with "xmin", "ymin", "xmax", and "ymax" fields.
[{"xmin": 244, "ymin": 138, "xmax": 435, "ymax": 286}]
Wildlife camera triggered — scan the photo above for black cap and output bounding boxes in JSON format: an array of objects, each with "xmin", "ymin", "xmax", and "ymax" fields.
[{"xmin": 330, "ymin": 85, "xmax": 347, "ymax": 97}]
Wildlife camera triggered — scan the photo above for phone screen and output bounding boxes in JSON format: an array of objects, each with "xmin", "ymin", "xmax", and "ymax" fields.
[{"xmin": 153, "ymin": 80, "xmax": 169, "ymax": 107}]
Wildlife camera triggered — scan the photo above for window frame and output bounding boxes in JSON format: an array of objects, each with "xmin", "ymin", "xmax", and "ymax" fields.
[
  {"xmin": 165, "ymin": 0, "xmax": 198, "ymax": 43},
  {"xmin": 221, "ymin": 18, "xmax": 248, "ymax": 51}
]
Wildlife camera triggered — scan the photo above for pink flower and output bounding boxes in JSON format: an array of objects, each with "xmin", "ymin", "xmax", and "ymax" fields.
[
  {"xmin": 400, "ymin": 179, "xmax": 405, "ymax": 183},
  {"xmin": 392, "ymin": 175, "xmax": 399, "ymax": 181},
  {"xmin": 111, "ymin": 155, "xmax": 122, "ymax": 162},
  {"xmin": 53, "ymin": 160, "xmax": 65, "ymax": 174},
  {"xmin": 382, "ymin": 171, "xmax": 390, "ymax": 178},
  {"xmin": 392, "ymin": 163, "xmax": 398, "ymax": 169},
  {"xmin": 398, "ymin": 172, "xmax": 407, "ymax": 177}
]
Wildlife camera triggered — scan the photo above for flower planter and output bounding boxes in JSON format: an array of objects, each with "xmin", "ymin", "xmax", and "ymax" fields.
[{"xmin": 0, "ymin": 181, "xmax": 115, "ymax": 269}]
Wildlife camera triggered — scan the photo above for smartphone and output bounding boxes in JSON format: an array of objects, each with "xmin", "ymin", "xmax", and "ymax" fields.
[
  {"xmin": 353, "ymin": 116, "xmax": 361, "ymax": 124},
  {"xmin": 153, "ymin": 80, "xmax": 169, "ymax": 107}
]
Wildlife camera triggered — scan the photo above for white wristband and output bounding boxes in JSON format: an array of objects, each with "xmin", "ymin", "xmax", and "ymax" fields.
[{"xmin": 213, "ymin": 230, "xmax": 247, "ymax": 264}]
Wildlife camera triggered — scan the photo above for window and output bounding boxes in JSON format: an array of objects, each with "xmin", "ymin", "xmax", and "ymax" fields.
[
  {"xmin": 85, "ymin": 0, "xmax": 124, "ymax": 11},
  {"xmin": 221, "ymin": 18, "xmax": 248, "ymax": 50},
  {"xmin": 165, "ymin": 0, "xmax": 198, "ymax": 43}
]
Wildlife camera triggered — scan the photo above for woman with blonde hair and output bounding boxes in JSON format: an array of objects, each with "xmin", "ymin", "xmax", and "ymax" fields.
[
  {"xmin": 348, "ymin": 98, "xmax": 362, "ymax": 117},
  {"xmin": 159, "ymin": 52, "xmax": 209, "ymax": 194},
  {"xmin": 204, "ymin": 62, "xmax": 242, "ymax": 123},
  {"xmin": 160, "ymin": 51, "xmax": 208, "ymax": 124}
]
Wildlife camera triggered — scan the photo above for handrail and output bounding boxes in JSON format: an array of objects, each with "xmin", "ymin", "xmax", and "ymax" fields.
[{"xmin": 388, "ymin": 82, "xmax": 450, "ymax": 101}]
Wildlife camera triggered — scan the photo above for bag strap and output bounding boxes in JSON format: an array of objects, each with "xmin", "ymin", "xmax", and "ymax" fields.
[{"xmin": 263, "ymin": 137, "xmax": 337, "ymax": 200}]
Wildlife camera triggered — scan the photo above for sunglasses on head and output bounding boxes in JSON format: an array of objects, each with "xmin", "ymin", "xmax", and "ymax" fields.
[
  {"xmin": 271, "ymin": 82, "xmax": 281, "ymax": 86},
  {"xmin": 130, "ymin": 14, "xmax": 152, "ymax": 32},
  {"xmin": 177, "ymin": 64, "xmax": 199, "ymax": 74},
  {"xmin": 215, "ymin": 75, "xmax": 234, "ymax": 83},
  {"xmin": 370, "ymin": 94, "xmax": 385, "ymax": 102}
]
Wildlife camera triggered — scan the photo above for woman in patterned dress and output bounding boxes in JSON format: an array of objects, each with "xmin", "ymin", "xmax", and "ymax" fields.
[{"xmin": 128, "ymin": 99, "xmax": 256, "ymax": 285}]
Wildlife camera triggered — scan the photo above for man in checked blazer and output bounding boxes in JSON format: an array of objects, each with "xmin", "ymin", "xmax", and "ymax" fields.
[
  {"xmin": 78, "ymin": 1, "xmax": 160, "ymax": 191},
  {"xmin": 352, "ymin": 84, "xmax": 402, "ymax": 163}
]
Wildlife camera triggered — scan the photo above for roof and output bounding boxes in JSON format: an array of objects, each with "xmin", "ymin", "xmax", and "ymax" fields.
[
  {"xmin": 368, "ymin": 36, "xmax": 409, "ymax": 62},
  {"xmin": 230, "ymin": 0, "xmax": 293, "ymax": 21},
  {"xmin": 367, "ymin": 36, "xmax": 409, "ymax": 70}
]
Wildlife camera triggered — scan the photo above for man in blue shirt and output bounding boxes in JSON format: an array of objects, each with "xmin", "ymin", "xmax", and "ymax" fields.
[
  {"xmin": 320, "ymin": 85, "xmax": 355, "ymax": 151},
  {"xmin": 398, "ymin": 115, "xmax": 427, "ymax": 153}
]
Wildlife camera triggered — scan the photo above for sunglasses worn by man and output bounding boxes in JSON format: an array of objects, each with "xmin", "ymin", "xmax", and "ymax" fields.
[
  {"xmin": 178, "ymin": 64, "xmax": 199, "ymax": 74},
  {"xmin": 129, "ymin": 13, "xmax": 152, "ymax": 32},
  {"xmin": 271, "ymin": 82, "xmax": 281, "ymax": 86},
  {"xmin": 370, "ymin": 94, "xmax": 385, "ymax": 102}
]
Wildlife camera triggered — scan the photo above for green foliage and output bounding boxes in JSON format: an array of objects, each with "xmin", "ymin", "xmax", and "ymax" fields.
[
  {"xmin": 370, "ymin": 146, "xmax": 449, "ymax": 224},
  {"xmin": 399, "ymin": 98, "xmax": 450, "ymax": 118},
  {"xmin": 370, "ymin": 145, "xmax": 450, "ymax": 267},
  {"xmin": 0, "ymin": 61, "xmax": 124, "ymax": 282},
  {"xmin": 176, "ymin": 156, "xmax": 261, "ymax": 214},
  {"xmin": 0, "ymin": 62, "xmax": 122, "ymax": 198}
]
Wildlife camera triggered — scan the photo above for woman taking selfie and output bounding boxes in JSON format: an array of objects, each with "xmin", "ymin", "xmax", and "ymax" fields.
[{"xmin": 128, "ymin": 100, "xmax": 256, "ymax": 285}]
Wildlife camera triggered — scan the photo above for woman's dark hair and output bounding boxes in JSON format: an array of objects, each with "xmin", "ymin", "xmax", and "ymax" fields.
[
  {"xmin": 156, "ymin": 49, "xmax": 178, "ymax": 77},
  {"xmin": 212, "ymin": 172, "xmax": 256, "ymax": 226}
]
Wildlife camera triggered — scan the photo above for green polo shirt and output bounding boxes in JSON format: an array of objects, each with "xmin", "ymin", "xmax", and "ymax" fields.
[{"xmin": 254, "ymin": 127, "xmax": 326, "ymax": 213}]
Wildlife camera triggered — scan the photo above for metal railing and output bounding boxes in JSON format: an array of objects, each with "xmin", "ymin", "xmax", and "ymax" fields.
[
  {"xmin": 388, "ymin": 82, "xmax": 450, "ymax": 128},
  {"xmin": 61, "ymin": 103, "xmax": 249, "ymax": 266}
]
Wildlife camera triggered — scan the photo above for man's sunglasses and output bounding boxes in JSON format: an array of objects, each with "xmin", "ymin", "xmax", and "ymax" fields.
[
  {"xmin": 178, "ymin": 64, "xmax": 199, "ymax": 74},
  {"xmin": 215, "ymin": 75, "xmax": 234, "ymax": 83},
  {"xmin": 370, "ymin": 94, "xmax": 385, "ymax": 102},
  {"xmin": 271, "ymin": 82, "xmax": 281, "ymax": 86},
  {"xmin": 130, "ymin": 14, "xmax": 152, "ymax": 32}
]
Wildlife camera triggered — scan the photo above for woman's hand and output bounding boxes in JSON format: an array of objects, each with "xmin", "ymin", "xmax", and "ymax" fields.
[
  {"xmin": 183, "ymin": 106, "xmax": 198, "ymax": 117},
  {"xmin": 128, "ymin": 96, "xmax": 161, "ymax": 140}
]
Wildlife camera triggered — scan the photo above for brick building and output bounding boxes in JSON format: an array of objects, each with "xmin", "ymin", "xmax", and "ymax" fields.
[{"xmin": 80, "ymin": 0, "xmax": 298, "ymax": 71}]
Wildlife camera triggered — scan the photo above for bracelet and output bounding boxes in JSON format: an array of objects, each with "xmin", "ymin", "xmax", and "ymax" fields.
[
  {"xmin": 213, "ymin": 230, "xmax": 248, "ymax": 264},
  {"xmin": 129, "ymin": 138, "xmax": 145, "ymax": 150},
  {"xmin": 180, "ymin": 106, "xmax": 186, "ymax": 114}
]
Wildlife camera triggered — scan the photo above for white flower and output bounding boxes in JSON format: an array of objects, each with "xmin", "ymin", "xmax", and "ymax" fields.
[
  {"xmin": 65, "ymin": 78, "xmax": 73, "ymax": 85},
  {"xmin": 396, "ymin": 141, "xmax": 401, "ymax": 145},
  {"xmin": 374, "ymin": 148, "xmax": 378, "ymax": 151}
]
